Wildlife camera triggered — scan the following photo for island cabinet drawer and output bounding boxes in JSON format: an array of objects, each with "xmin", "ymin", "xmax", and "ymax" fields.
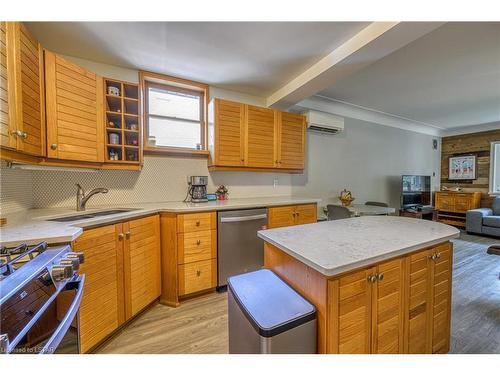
[
  {"xmin": 178, "ymin": 259, "xmax": 217, "ymax": 296},
  {"xmin": 177, "ymin": 212, "xmax": 216, "ymax": 233},
  {"xmin": 177, "ymin": 230, "xmax": 216, "ymax": 264}
]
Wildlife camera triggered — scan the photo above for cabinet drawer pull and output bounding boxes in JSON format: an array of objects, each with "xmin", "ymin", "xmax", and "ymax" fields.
[
  {"xmin": 196, "ymin": 270, "xmax": 201, "ymax": 277},
  {"xmin": 196, "ymin": 240, "xmax": 201, "ymax": 246},
  {"xmin": 195, "ymin": 221, "xmax": 200, "ymax": 226}
]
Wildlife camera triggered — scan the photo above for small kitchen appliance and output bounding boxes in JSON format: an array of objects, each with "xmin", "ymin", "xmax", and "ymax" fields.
[
  {"xmin": 187, "ymin": 176, "xmax": 208, "ymax": 203},
  {"xmin": 0, "ymin": 242, "xmax": 85, "ymax": 354}
]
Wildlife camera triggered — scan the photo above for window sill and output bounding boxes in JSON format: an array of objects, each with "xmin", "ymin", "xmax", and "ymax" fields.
[{"xmin": 144, "ymin": 146, "xmax": 209, "ymax": 158}]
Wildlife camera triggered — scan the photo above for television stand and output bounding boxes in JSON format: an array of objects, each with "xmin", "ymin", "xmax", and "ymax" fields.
[{"xmin": 399, "ymin": 207, "xmax": 437, "ymax": 221}]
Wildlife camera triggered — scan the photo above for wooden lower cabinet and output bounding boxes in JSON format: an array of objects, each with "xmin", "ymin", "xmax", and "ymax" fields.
[
  {"xmin": 74, "ymin": 224, "xmax": 122, "ymax": 353},
  {"xmin": 74, "ymin": 215, "xmax": 161, "ymax": 353},
  {"xmin": 327, "ymin": 257, "xmax": 405, "ymax": 354},
  {"xmin": 160, "ymin": 211, "xmax": 217, "ymax": 307},
  {"xmin": 264, "ymin": 241, "xmax": 453, "ymax": 354},
  {"xmin": 267, "ymin": 203, "xmax": 317, "ymax": 228},
  {"xmin": 123, "ymin": 215, "xmax": 161, "ymax": 319},
  {"xmin": 434, "ymin": 191, "xmax": 481, "ymax": 227}
]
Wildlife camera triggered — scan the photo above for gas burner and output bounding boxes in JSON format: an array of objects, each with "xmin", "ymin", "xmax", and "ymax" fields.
[{"xmin": 0, "ymin": 242, "xmax": 48, "ymax": 278}]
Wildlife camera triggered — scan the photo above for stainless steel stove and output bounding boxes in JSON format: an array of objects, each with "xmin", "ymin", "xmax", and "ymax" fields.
[{"xmin": 0, "ymin": 242, "xmax": 85, "ymax": 354}]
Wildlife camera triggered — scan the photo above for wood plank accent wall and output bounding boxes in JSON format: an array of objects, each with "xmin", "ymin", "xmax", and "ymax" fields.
[{"xmin": 441, "ymin": 129, "xmax": 500, "ymax": 207}]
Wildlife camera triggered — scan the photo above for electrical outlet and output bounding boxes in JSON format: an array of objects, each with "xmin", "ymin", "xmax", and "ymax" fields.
[{"xmin": 273, "ymin": 178, "xmax": 278, "ymax": 188}]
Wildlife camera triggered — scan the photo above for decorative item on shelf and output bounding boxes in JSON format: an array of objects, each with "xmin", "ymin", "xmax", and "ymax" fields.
[
  {"xmin": 109, "ymin": 133, "xmax": 120, "ymax": 145},
  {"xmin": 448, "ymin": 154, "xmax": 477, "ymax": 180},
  {"xmin": 207, "ymin": 193, "xmax": 217, "ymax": 201},
  {"xmin": 129, "ymin": 123, "xmax": 138, "ymax": 131},
  {"xmin": 109, "ymin": 149, "xmax": 119, "ymax": 161},
  {"xmin": 107, "ymin": 86, "xmax": 120, "ymax": 96},
  {"xmin": 108, "ymin": 120, "xmax": 120, "ymax": 129},
  {"xmin": 442, "ymin": 185, "xmax": 462, "ymax": 192},
  {"xmin": 130, "ymin": 138, "xmax": 138, "ymax": 146},
  {"xmin": 339, "ymin": 189, "xmax": 355, "ymax": 206},
  {"xmin": 216, "ymin": 185, "xmax": 228, "ymax": 200},
  {"xmin": 196, "ymin": 143, "xmax": 202, "ymax": 150},
  {"xmin": 148, "ymin": 136, "xmax": 156, "ymax": 147},
  {"xmin": 126, "ymin": 151, "xmax": 138, "ymax": 161}
]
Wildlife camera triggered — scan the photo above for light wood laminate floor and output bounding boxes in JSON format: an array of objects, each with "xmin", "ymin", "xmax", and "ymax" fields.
[{"xmin": 97, "ymin": 232, "xmax": 500, "ymax": 354}]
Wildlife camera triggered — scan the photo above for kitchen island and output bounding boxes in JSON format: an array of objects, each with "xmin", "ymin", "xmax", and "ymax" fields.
[{"xmin": 257, "ymin": 216, "xmax": 460, "ymax": 354}]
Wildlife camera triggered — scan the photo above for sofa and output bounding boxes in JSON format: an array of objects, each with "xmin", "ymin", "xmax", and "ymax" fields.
[{"xmin": 466, "ymin": 196, "xmax": 500, "ymax": 237}]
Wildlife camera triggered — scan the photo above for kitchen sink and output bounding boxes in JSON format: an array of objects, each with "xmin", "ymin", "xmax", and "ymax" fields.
[{"xmin": 47, "ymin": 208, "xmax": 137, "ymax": 222}]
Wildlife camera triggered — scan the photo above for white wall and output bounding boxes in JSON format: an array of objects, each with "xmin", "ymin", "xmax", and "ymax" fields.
[{"xmin": 292, "ymin": 117, "xmax": 441, "ymax": 210}]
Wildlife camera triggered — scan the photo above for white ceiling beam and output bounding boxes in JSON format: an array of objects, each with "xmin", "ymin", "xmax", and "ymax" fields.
[{"xmin": 266, "ymin": 22, "xmax": 445, "ymax": 110}]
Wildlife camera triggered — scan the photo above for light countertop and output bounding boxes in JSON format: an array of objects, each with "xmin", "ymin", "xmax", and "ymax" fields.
[
  {"xmin": 0, "ymin": 196, "xmax": 320, "ymax": 247},
  {"xmin": 257, "ymin": 216, "xmax": 460, "ymax": 277}
]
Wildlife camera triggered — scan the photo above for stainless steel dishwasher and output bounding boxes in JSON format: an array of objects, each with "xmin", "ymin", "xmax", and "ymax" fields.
[{"xmin": 217, "ymin": 208, "xmax": 268, "ymax": 288}]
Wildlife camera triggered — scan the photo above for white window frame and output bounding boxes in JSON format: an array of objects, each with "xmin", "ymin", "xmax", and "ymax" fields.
[{"xmin": 490, "ymin": 141, "xmax": 500, "ymax": 195}]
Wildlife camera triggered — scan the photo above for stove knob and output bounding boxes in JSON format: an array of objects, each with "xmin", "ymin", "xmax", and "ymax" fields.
[
  {"xmin": 66, "ymin": 252, "xmax": 84, "ymax": 264},
  {"xmin": 51, "ymin": 265, "xmax": 73, "ymax": 281},
  {"xmin": 61, "ymin": 257, "xmax": 80, "ymax": 271}
]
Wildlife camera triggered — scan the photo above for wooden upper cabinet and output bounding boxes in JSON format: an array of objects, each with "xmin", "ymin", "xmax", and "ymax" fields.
[
  {"xmin": 277, "ymin": 112, "xmax": 306, "ymax": 169},
  {"xmin": 245, "ymin": 105, "xmax": 276, "ymax": 168},
  {"xmin": 0, "ymin": 22, "xmax": 14, "ymax": 149},
  {"xmin": 44, "ymin": 51, "xmax": 104, "ymax": 162},
  {"xmin": 211, "ymin": 99, "xmax": 245, "ymax": 166},
  {"xmin": 208, "ymin": 98, "xmax": 306, "ymax": 172},
  {"xmin": 0, "ymin": 22, "xmax": 45, "ymax": 156}
]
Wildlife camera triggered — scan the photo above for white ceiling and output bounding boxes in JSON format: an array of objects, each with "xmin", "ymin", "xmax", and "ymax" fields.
[
  {"xmin": 25, "ymin": 22, "xmax": 368, "ymax": 96},
  {"xmin": 25, "ymin": 22, "xmax": 500, "ymax": 132},
  {"xmin": 319, "ymin": 22, "xmax": 500, "ymax": 130}
]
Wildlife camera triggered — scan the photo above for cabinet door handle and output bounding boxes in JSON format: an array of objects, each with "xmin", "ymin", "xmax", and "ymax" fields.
[
  {"xmin": 50, "ymin": 143, "xmax": 58, "ymax": 150},
  {"xmin": 196, "ymin": 240, "xmax": 201, "ymax": 246},
  {"xmin": 196, "ymin": 270, "xmax": 201, "ymax": 277},
  {"xmin": 376, "ymin": 272, "xmax": 384, "ymax": 281},
  {"xmin": 367, "ymin": 274, "xmax": 377, "ymax": 283},
  {"xmin": 118, "ymin": 233, "xmax": 124, "ymax": 240},
  {"xmin": 428, "ymin": 253, "xmax": 437, "ymax": 261},
  {"xmin": 125, "ymin": 231, "xmax": 131, "ymax": 239},
  {"xmin": 195, "ymin": 221, "xmax": 200, "ymax": 226},
  {"xmin": 435, "ymin": 252, "xmax": 441, "ymax": 259}
]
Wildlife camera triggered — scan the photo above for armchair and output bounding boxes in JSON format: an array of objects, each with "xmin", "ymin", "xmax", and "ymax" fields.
[{"xmin": 466, "ymin": 197, "xmax": 500, "ymax": 237}]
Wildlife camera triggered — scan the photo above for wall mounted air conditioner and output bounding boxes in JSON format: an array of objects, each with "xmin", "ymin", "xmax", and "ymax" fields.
[{"xmin": 303, "ymin": 110, "xmax": 344, "ymax": 134}]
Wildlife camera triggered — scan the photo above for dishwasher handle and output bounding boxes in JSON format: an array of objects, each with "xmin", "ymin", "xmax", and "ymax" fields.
[{"xmin": 220, "ymin": 213, "xmax": 267, "ymax": 223}]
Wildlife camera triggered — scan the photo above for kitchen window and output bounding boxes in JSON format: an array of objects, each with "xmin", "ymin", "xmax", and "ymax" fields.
[
  {"xmin": 141, "ymin": 72, "xmax": 208, "ymax": 155},
  {"xmin": 490, "ymin": 141, "xmax": 500, "ymax": 195}
]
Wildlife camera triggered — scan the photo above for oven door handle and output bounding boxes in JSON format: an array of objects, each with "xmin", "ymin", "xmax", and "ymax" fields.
[{"xmin": 39, "ymin": 275, "xmax": 85, "ymax": 354}]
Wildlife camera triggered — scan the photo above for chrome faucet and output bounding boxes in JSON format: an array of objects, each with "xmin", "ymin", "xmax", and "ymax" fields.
[{"xmin": 76, "ymin": 183, "xmax": 109, "ymax": 211}]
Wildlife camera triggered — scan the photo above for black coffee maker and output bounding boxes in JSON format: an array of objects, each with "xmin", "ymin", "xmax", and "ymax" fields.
[{"xmin": 187, "ymin": 176, "xmax": 208, "ymax": 203}]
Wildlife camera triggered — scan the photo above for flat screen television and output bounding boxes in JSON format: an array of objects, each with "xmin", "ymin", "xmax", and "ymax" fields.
[{"xmin": 401, "ymin": 175, "xmax": 431, "ymax": 208}]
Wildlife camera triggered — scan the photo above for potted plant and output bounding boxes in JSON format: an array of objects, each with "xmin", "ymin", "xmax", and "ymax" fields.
[{"xmin": 216, "ymin": 185, "xmax": 228, "ymax": 200}]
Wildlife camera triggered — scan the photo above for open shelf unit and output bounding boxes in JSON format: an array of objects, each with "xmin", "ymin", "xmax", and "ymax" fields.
[{"xmin": 104, "ymin": 78, "xmax": 141, "ymax": 164}]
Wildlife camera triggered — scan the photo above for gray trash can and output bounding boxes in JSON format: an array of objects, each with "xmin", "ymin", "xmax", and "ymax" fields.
[{"xmin": 227, "ymin": 269, "xmax": 316, "ymax": 354}]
